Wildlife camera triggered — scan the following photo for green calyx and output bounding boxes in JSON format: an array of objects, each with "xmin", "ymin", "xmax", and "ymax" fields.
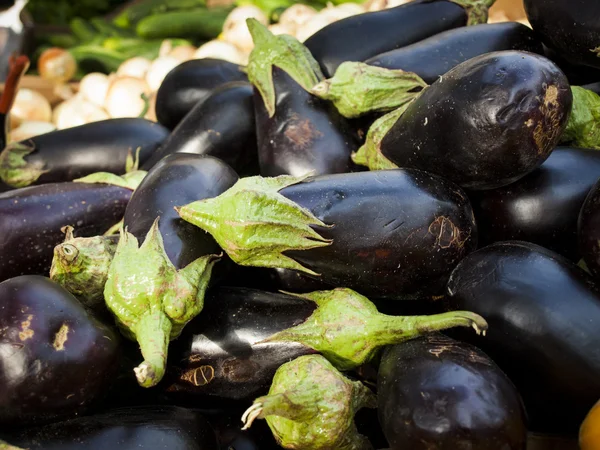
[
  {"xmin": 242, "ymin": 354, "xmax": 376, "ymax": 450},
  {"xmin": 74, "ymin": 170, "xmax": 148, "ymax": 190},
  {"xmin": 311, "ymin": 62, "xmax": 428, "ymax": 119},
  {"xmin": 592, "ymin": 47, "xmax": 600, "ymax": 57},
  {"xmin": 176, "ymin": 174, "xmax": 333, "ymax": 276},
  {"xmin": 261, "ymin": 288, "xmax": 488, "ymax": 371},
  {"xmin": 0, "ymin": 440, "xmax": 25, "ymax": 450},
  {"xmin": 0, "ymin": 141, "xmax": 47, "ymax": 188},
  {"xmin": 50, "ymin": 226, "xmax": 117, "ymax": 312},
  {"xmin": 449, "ymin": 0, "xmax": 495, "ymax": 25},
  {"xmin": 560, "ymin": 86, "xmax": 600, "ymax": 149},
  {"xmin": 104, "ymin": 218, "xmax": 220, "ymax": 388},
  {"xmin": 246, "ymin": 18, "xmax": 324, "ymax": 117}
]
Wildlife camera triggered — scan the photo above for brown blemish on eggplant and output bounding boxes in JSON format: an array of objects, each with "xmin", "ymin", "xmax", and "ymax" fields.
[
  {"xmin": 222, "ymin": 358, "xmax": 261, "ymax": 382},
  {"xmin": 428, "ymin": 216, "xmax": 469, "ymax": 249},
  {"xmin": 181, "ymin": 365, "xmax": 215, "ymax": 386},
  {"xmin": 19, "ymin": 314, "xmax": 34, "ymax": 341},
  {"xmin": 284, "ymin": 114, "xmax": 323, "ymax": 150},
  {"xmin": 53, "ymin": 323, "xmax": 69, "ymax": 351},
  {"xmin": 533, "ymin": 85, "xmax": 562, "ymax": 156}
]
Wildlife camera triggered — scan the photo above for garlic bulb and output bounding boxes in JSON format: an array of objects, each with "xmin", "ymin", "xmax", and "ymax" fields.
[
  {"xmin": 194, "ymin": 40, "xmax": 248, "ymax": 65},
  {"xmin": 10, "ymin": 88, "xmax": 52, "ymax": 128},
  {"xmin": 222, "ymin": 5, "xmax": 268, "ymax": 53},
  {"xmin": 268, "ymin": 22, "xmax": 296, "ymax": 37},
  {"xmin": 105, "ymin": 76, "xmax": 151, "ymax": 118},
  {"xmin": 168, "ymin": 45, "xmax": 197, "ymax": 62},
  {"xmin": 78, "ymin": 72, "xmax": 111, "ymax": 108},
  {"xmin": 296, "ymin": 13, "xmax": 338, "ymax": 42},
  {"xmin": 145, "ymin": 56, "xmax": 180, "ymax": 92},
  {"xmin": 117, "ymin": 57, "xmax": 153, "ymax": 79},
  {"xmin": 54, "ymin": 95, "xmax": 110, "ymax": 130},
  {"xmin": 279, "ymin": 4, "xmax": 318, "ymax": 32}
]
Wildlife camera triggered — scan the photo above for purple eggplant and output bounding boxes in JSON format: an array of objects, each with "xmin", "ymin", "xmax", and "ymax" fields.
[
  {"xmin": 583, "ymin": 81, "xmax": 600, "ymax": 95},
  {"xmin": 579, "ymin": 178, "xmax": 600, "ymax": 279}
]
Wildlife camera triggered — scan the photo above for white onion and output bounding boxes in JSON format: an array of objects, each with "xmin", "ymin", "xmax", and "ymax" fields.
[
  {"xmin": 78, "ymin": 72, "xmax": 110, "ymax": 108},
  {"xmin": 37, "ymin": 48, "xmax": 77, "ymax": 83},
  {"xmin": 10, "ymin": 121, "xmax": 56, "ymax": 142},
  {"xmin": 194, "ymin": 40, "xmax": 248, "ymax": 65},
  {"xmin": 105, "ymin": 76, "xmax": 151, "ymax": 118},
  {"xmin": 296, "ymin": 14, "xmax": 338, "ymax": 42},
  {"xmin": 366, "ymin": 0, "xmax": 412, "ymax": 11},
  {"xmin": 268, "ymin": 23, "xmax": 296, "ymax": 37},
  {"xmin": 222, "ymin": 5, "xmax": 268, "ymax": 53},
  {"xmin": 329, "ymin": 3, "xmax": 365, "ymax": 16},
  {"xmin": 117, "ymin": 57, "xmax": 153, "ymax": 79},
  {"xmin": 145, "ymin": 56, "xmax": 181, "ymax": 92},
  {"xmin": 279, "ymin": 4, "xmax": 318, "ymax": 31},
  {"xmin": 10, "ymin": 88, "xmax": 52, "ymax": 127},
  {"xmin": 168, "ymin": 45, "xmax": 197, "ymax": 62},
  {"xmin": 53, "ymin": 95, "xmax": 110, "ymax": 129}
]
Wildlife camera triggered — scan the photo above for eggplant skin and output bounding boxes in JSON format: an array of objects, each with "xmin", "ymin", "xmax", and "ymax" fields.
[
  {"xmin": 524, "ymin": 0, "xmax": 600, "ymax": 70},
  {"xmin": 578, "ymin": 178, "xmax": 600, "ymax": 279},
  {"xmin": 0, "ymin": 182, "xmax": 131, "ymax": 283},
  {"xmin": 446, "ymin": 241, "xmax": 600, "ymax": 434},
  {"xmin": 582, "ymin": 81, "xmax": 600, "ymax": 95},
  {"xmin": 378, "ymin": 334, "xmax": 527, "ymax": 450},
  {"xmin": 366, "ymin": 22, "xmax": 544, "ymax": 84},
  {"xmin": 470, "ymin": 147, "xmax": 600, "ymax": 261},
  {"xmin": 0, "ymin": 276, "xmax": 121, "ymax": 425},
  {"xmin": 155, "ymin": 58, "xmax": 248, "ymax": 130},
  {"xmin": 381, "ymin": 51, "xmax": 573, "ymax": 190},
  {"xmin": 9, "ymin": 406, "xmax": 218, "ymax": 450}
]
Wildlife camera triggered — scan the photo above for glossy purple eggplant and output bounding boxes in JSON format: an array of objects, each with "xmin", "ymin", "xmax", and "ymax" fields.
[
  {"xmin": 470, "ymin": 146, "xmax": 600, "ymax": 261},
  {"xmin": 366, "ymin": 22, "xmax": 543, "ymax": 84},
  {"xmin": 583, "ymin": 81, "xmax": 600, "ymax": 95},
  {"xmin": 155, "ymin": 58, "xmax": 247, "ymax": 130},
  {"xmin": 0, "ymin": 275, "xmax": 121, "ymax": 425},
  {"xmin": 0, "ymin": 182, "xmax": 131, "ymax": 282},
  {"xmin": 578, "ymin": 178, "xmax": 600, "ymax": 279},
  {"xmin": 142, "ymin": 81, "xmax": 258, "ymax": 176}
]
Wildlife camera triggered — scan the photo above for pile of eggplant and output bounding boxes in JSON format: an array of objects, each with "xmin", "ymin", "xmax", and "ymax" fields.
[{"xmin": 1, "ymin": 0, "xmax": 600, "ymax": 448}]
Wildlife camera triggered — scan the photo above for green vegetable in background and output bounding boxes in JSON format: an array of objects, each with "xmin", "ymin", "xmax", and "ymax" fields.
[
  {"xmin": 136, "ymin": 7, "xmax": 232, "ymax": 40},
  {"xmin": 26, "ymin": 0, "xmax": 126, "ymax": 26},
  {"xmin": 561, "ymin": 86, "xmax": 600, "ymax": 150},
  {"xmin": 113, "ymin": 0, "xmax": 208, "ymax": 28}
]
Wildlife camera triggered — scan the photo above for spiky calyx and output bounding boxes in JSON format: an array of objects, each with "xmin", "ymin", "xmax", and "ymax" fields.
[
  {"xmin": 242, "ymin": 354, "xmax": 376, "ymax": 450},
  {"xmin": 449, "ymin": 0, "xmax": 495, "ymax": 26},
  {"xmin": 74, "ymin": 170, "xmax": 148, "ymax": 191},
  {"xmin": 560, "ymin": 86, "xmax": 600, "ymax": 149},
  {"xmin": 0, "ymin": 141, "xmax": 47, "ymax": 187},
  {"xmin": 0, "ymin": 440, "xmax": 25, "ymax": 450},
  {"xmin": 104, "ymin": 218, "xmax": 219, "ymax": 387},
  {"xmin": 176, "ymin": 174, "xmax": 333, "ymax": 276}
]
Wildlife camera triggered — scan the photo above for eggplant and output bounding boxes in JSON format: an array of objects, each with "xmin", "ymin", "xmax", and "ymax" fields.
[
  {"xmin": 445, "ymin": 241, "xmax": 600, "ymax": 434},
  {"xmin": 208, "ymin": 409, "xmax": 282, "ymax": 450},
  {"xmin": 470, "ymin": 146, "xmax": 600, "ymax": 261},
  {"xmin": 542, "ymin": 45, "xmax": 600, "ymax": 86},
  {"xmin": 246, "ymin": 21, "xmax": 356, "ymax": 177},
  {"xmin": 380, "ymin": 50, "xmax": 573, "ymax": 190},
  {"xmin": 524, "ymin": 0, "xmax": 600, "ymax": 70},
  {"xmin": 0, "ymin": 181, "xmax": 131, "ymax": 283},
  {"xmin": 0, "ymin": 118, "xmax": 169, "ymax": 188},
  {"xmin": 365, "ymin": 22, "xmax": 543, "ymax": 84},
  {"xmin": 578, "ymin": 178, "xmax": 600, "ymax": 278},
  {"xmin": 177, "ymin": 169, "xmax": 478, "ymax": 300},
  {"xmin": 378, "ymin": 334, "xmax": 527, "ymax": 450},
  {"xmin": 0, "ymin": 275, "xmax": 121, "ymax": 425},
  {"xmin": 583, "ymin": 81, "xmax": 600, "ymax": 95},
  {"xmin": 155, "ymin": 58, "xmax": 248, "ymax": 130},
  {"xmin": 7, "ymin": 405, "xmax": 218, "ymax": 449},
  {"xmin": 304, "ymin": 0, "xmax": 493, "ymax": 78},
  {"xmin": 142, "ymin": 81, "xmax": 258, "ymax": 175}
]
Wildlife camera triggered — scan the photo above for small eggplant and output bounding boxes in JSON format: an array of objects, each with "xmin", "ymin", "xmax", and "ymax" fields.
[
  {"xmin": 379, "ymin": 50, "xmax": 573, "ymax": 190},
  {"xmin": 142, "ymin": 81, "xmax": 259, "ymax": 176},
  {"xmin": 470, "ymin": 146, "xmax": 600, "ymax": 261},
  {"xmin": 304, "ymin": 0, "xmax": 494, "ymax": 78},
  {"xmin": 524, "ymin": 0, "xmax": 600, "ymax": 70},
  {"xmin": 365, "ymin": 22, "xmax": 543, "ymax": 84},
  {"xmin": 8, "ymin": 405, "xmax": 218, "ymax": 449},
  {"xmin": 578, "ymin": 178, "xmax": 600, "ymax": 279},
  {"xmin": 446, "ymin": 241, "xmax": 600, "ymax": 434},
  {"xmin": 0, "ymin": 118, "xmax": 169, "ymax": 188},
  {"xmin": 246, "ymin": 20, "xmax": 356, "ymax": 177},
  {"xmin": 377, "ymin": 334, "xmax": 527, "ymax": 450},
  {"xmin": 0, "ymin": 275, "xmax": 121, "ymax": 425},
  {"xmin": 163, "ymin": 287, "xmax": 486, "ymax": 402},
  {"xmin": 155, "ymin": 58, "xmax": 248, "ymax": 130},
  {"xmin": 177, "ymin": 169, "xmax": 477, "ymax": 300}
]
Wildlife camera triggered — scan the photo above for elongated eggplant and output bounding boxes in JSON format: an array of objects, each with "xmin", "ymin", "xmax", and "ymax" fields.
[
  {"xmin": 0, "ymin": 275, "xmax": 121, "ymax": 425},
  {"xmin": 0, "ymin": 118, "xmax": 169, "ymax": 188},
  {"xmin": 470, "ymin": 146, "xmax": 600, "ymax": 260},
  {"xmin": 365, "ymin": 22, "xmax": 543, "ymax": 84},
  {"xmin": 305, "ymin": 0, "xmax": 494, "ymax": 78},
  {"xmin": 524, "ymin": 0, "xmax": 600, "ymax": 70},
  {"xmin": 142, "ymin": 81, "xmax": 258, "ymax": 175},
  {"xmin": 446, "ymin": 241, "xmax": 600, "ymax": 434},
  {"xmin": 378, "ymin": 334, "xmax": 527, "ymax": 450},
  {"xmin": 0, "ymin": 181, "xmax": 131, "ymax": 283},
  {"xmin": 246, "ymin": 21, "xmax": 356, "ymax": 177},
  {"xmin": 155, "ymin": 58, "xmax": 248, "ymax": 130},
  {"xmin": 380, "ymin": 50, "xmax": 572, "ymax": 190},
  {"xmin": 8, "ymin": 406, "xmax": 218, "ymax": 449},
  {"xmin": 208, "ymin": 409, "xmax": 281, "ymax": 450},
  {"xmin": 542, "ymin": 45, "xmax": 600, "ymax": 86},
  {"xmin": 578, "ymin": 178, "xmax": 600, "ymax": 278}
]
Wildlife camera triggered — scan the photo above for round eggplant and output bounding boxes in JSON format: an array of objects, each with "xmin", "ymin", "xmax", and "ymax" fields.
[
  {"xmin": 0, "ymin": 275, "xmax": 121, "ymax": 425},
  {"xmin": 470, "ymin": 146, "xmax": 600, "ymax": 261},
  {"xmin": 142, "ymin": 81, "xmax": 258, "ymax": 176},
  {"xmin": 524, "ymin": 0, "xmax": 600, "ymax": 70},
  {"xmin": 578, "ymin": 178, "xmax": 600, "ymax": 278},
  {"xmin": 378, "ymin": 334, "xmax": 527, "ymax": 450},
  {"xmin": 380, "ymin": 50, "xmax": 573, "ymax": 190},
  {"xmin": 446, "ymin": 241, "xmax": 600, "ymax": 434},
  {"xmin": 366, "ymin": 22, "xmax": 543, "ymax": 84},
  {"xmin": 155, "ymin": 58, "xmax": 247, "ymax": 130}
]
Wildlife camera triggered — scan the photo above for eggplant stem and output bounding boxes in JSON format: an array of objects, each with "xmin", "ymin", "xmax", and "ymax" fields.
[
  {"xmin": 241, "ymin": 402, "xmax": 264, "ymax": 430},
  {"xmin": 133, "ymin": 311, "xmax": 172, "ymax": 388},
  {"xmin": 0, "ymin": 54, "xmax": 29, "ymax": 115}
]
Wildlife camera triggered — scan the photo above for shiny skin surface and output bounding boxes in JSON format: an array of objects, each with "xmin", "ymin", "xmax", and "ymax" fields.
[
  {"xmin": 254, "ymin": 67, "xmax": 355, "ymax": 177},
  {"xmin": 381, "ymin": 51, "xmax": 573, "ymax": 190},
  {"xmin": 280, "ymin": 169, "xmax": 477, "ymax": 299},
  {"xmin": 471, "ymin": 147, "xmax": 600, "ymax": 261},
  {"xmin": 378, "ymin": 335, "xmax": 527, "ymax": 450},
  {"xmin": 366, "ymin": 22, "xmax": 543, "ymax": 84},
  {"xmin": 580, "ymin": 400, "xmax": 600, "ymax": 450},
  {"xmin": 0, "ymin": 182, "xmax": 131, "ymax": 282},
  {"xmin": 163, "ymin": 287, "xmax": 317, "ymax": 401},
  {"xmin": 124, "ymin": 154, "xmax": 238, "ymax": 269},
  {"xmin": 143, "ymin": 82, "xmax": 258, "ymax": 176},
  {"xmin": 0, "ymin": 276, "xmax": 120, "ymax": 425},
  {"xmin": 305, "ymin": 0, "xmax": 467, "ymax": 77},
  {"xmin": 579, "ymin": 178, "xmax": 600, "ymax": 279},
  {"xmin": 524, "ymin": 0, "xmax": 600, "ymax": 70},
  {"xmin": 446, "ymin": 241, "xmax": 600, "ymax": 434},
  {"xmin": 155, "ymin": 58, "xmax": 247, "ymax": 130},
  {"xmin": 24, "ymin": 118, "xmax": 168, "ymax": 185}
]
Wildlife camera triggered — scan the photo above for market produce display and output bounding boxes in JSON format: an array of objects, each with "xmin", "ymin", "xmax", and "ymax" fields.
[{"xmin": 1, "ymin": 0, "xmax": 600, "ymax": 448}]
